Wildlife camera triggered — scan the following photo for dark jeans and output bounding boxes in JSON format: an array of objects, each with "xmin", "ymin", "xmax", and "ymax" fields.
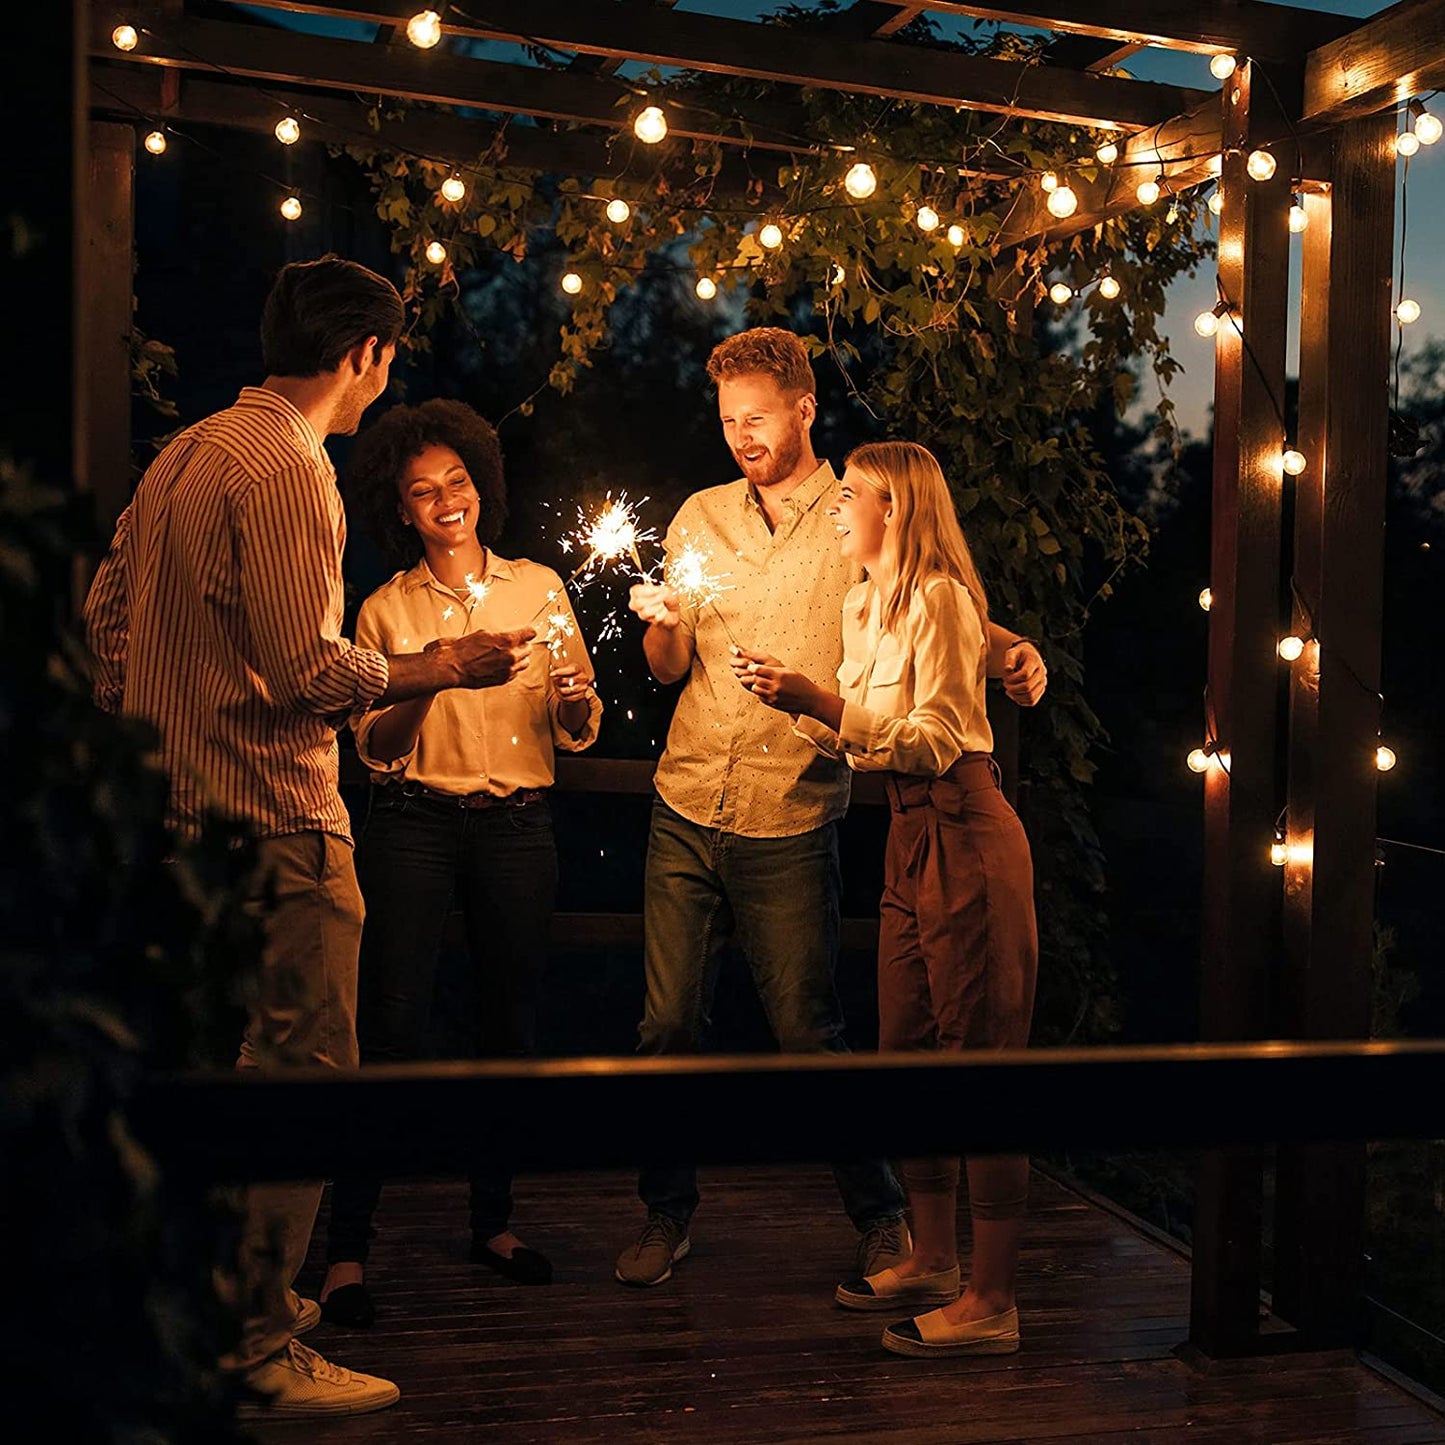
[
  {"xmin": 327, "ymin": 787, "xmax": 557, "ymax": 1263},
  {"xmin": 638, "ymin": 795, "xmax": 904, "ymax": 1230}
]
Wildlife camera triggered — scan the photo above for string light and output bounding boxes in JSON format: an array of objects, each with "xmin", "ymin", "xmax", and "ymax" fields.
[
  {"xmin": 112, "ymin": 24, "xmax": 138, "ymax": 51},
  {"xmin": 1396, "ymin": 130, "xmax": 1421, "ymax": 158},
  {"xmin": 1277, "ymin": 634, "xmax": 1305, "ymax": 661},
  {"xmin": 1289, "ymin": 196, "xmax": 1309, "ymax": 232},
  {"xmin": 1413, "ymin": 107, "xmax": 1442, "ymax": 145},
  {"xmin": 605, "ymin": 197, "xmax": 631, "ymax": 224},
  {"xmin": 1396, "ymin": 298, "xmax": 1421, "ymax": 325},
  {"xmin": 1199, "ymin": 587, "xmax": 1213, "ymax": 612},
  {"xmin": 844, "ymin": 163, "xmax": 878, "ymax": 199},
  {"xmin": 915, "ymin": 204, "xmax": 940, "ymax": 233},
  {"xmin": 1376, "ymin": 745, "xmax": 1398, "ymax": 772},
  {"xmin": 1095, "ymin": 141, "xmax": 1118, "ymax": 165},
  {"xmin": 406, "ymin": 10, "xmax": 442, "ymax": 48},
  {"xmin": 1097, "ymin": 273, "xmax": 1121, "ymax": 300},
  {"xmin": 560, "ymin": 270, "xmax": 583, "ymax": 295},
  {"xmin": 1194, "ymin": 301, "xmax": 1229, "ymax": 337},
  {"xmin": 1048, "ymin": 281, "xmax": 1074, "ymax": 305},
  {"xmin": 280, "ymin": 195, "xmax": 302, "ymax": 221},
  {"xmin": 1209, "ymin": 189, "xmax": 1225, "ymax": 215},
  {"xmin": 440, "ymin": 174, "xmax": 466, "ymax": 203},
  {"xmin": 1282, "ymin": 447, "xmax": 1307, "ymax": 476},
  {"xmin": 1040, "ymin": 171, "xmax": 1059, "ymax": 193},
  {"xmin": 275, "ymin": 115, "xmax": 300, "ymax": 146},
  {"xmin": 1246, "ymin": 149, "xmax": 1277, "ymax": 181},
  {"xmin": 1210, "ymin": 54, "xmax": 1238, "ymax": 80},
  {"xmin": 946, "ymin": 223, "xmax": 965, "ymax": 247},
  {"xmin": 1136, "ymin": 178, "xmax": 1161, "ymax": 206},
  {"xmin": 1046, "ymin": 184, "xmax": 1079, "ymax": 219},
  {"xmin": 425, "ymin": 240, "xmax": 447, "ymax": 265},
  {"xmin": 1208, "ymin": 155, "xmax": 1223, "ymax": 178},
  {"xmin": 758, "ymin": 222, "xmax": 784, "ymax": 250},
  {"xmin": 143, "ymin": 130, "xmax": 167, "ymax": 155},
  {"xmin": 695, "ymin": 276, "xmax": 717, "ymax": 300},
  {"xmin": 1271, "ymin": 831, "xmax": 1288, "ymax": 866},
  {"xmin": 1187, "ymin": 745, "xmax": 1225, "ymax": 774},
  {"xmin": 633, "ymin": 105, "xmax": 668, "ymax": 144}
]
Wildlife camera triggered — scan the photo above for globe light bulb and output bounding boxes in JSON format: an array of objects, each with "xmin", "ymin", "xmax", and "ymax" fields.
[
  {"xmin": 946, "ymin": 223, "xmax": 965, "ymax": 248},
  {"xmin": 1415, "ymin": 111, "xmax": 1443, "ymax": 145},
  {"xmin": 1396, "ymin": 298, "xmax": 1421, "ymax": 324},
  {"xmin": 441, "ymin": 175, "xmax": 466, "ymax": 203},
  {"xmin": 695, "ymin": 276, "xmax": 717, "ymax": 300},
  {"xmin": 916, "ymin": 204, "xmax": 940, "ymax": 233},
  {"xmin": 1210, "ymin": 54, "xmax": 1237, "ymax": 80},
  {"xmin": 275, "ymin": 116, "xmax": 300, "ymax": 146},
  {"xmin": 280, "ymin": 196, "xmax": 302, "ymax": 221},
  {"xmin": 844, "ymin": 162, "xmax": 877, "ymax": 199},
  {"xmin": 425, "ymin": 240, "xmax": 447, "ymax": 265},
  {"xmin": 1282, "ymin": 448, "xmax": 1307, "ymax": 476},
  {"xmin": 1271, "ymin": 838, "xmax": 1287, "ymax": 866},
  {"xmin": 1187, "ymin": 748, "xmax": 1211, "ymax": 773},
  {"xmin": 1396, "ymin": 131, "xmax": 1421, "ymax": 157},
  {"xmin": 633, "ymin": 105, "xmax": 668, "ymax": 145},
  {"xmin": 1198, "ymin": 587, "xmax": 1213, "ymax": 612},
  {"xmin": 1048, "ymin": 282, "xmax": 1074, "ymax": 306},
  {"xmin": 112, "ymin": 24, "xmax": 138, "ymax": 51},
  {"xmin": 1194, "ymin": 309, "xmax": 1220, "ymax": 338},
  {"xmin": 1208, "ymin": 154, "xmax": 1223, "ymax": 177},
  {"xmin": 1137, "ymin": 179, "xmax": 1161, "ymax": 206},
  {"xmin": 1376, "ymin": 745, "xmax": 1397, "ymax": 772},
  {"xmin": 605, "ymin": 198, "xmax": 631, "ymax": 224},
  {"xmin": 406, "ymin": 10, "xmax": 442, "ymax": 48},
  {"xmin": 1097, "ymin": 274, "xmax": 1120, "ymax": 300},
  {"xmin": 1277, "ymin": 634, "xmax": 1305, "ymax": 661},
  {"xmin": 1209, "ymin": 190, "xmax": 1225, "ymax": 215},
  {"xmin": 758, "ymin": 222, "xmax": 784, "ymax": 250},
  {"xmin": 1046, "ymin": 185, "xmax": 1078, "ymax": 219},
  {"xmin": 1246, "ymin": 149, "xmax": 1276, "ymax": 181},
  {"xmin": 143, "ymin": 130, "xmax": 167, "ymax": 156},
  {"xmin": 560, "ymin": 271, "xmax": 583, "ymax": 295},
  {"xmin": 1095, "ymin": 141, "xmax": 1118, "ymax": 165},
  {"xmin": 1040, "ymin": 171, "xmax": 1059, "ymax": 193},
  {"xmin": 1289, "ymin": 201, "xmax": 1309, "ymax": 233}
]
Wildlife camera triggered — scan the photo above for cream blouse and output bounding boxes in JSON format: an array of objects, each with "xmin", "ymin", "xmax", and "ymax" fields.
[
  {"xmin": 794, "ymin": 573, "xmax": 992, "ymax": 776},
  {"xmin": 352, "ymin": 553, "xmax": 602, "ymax": 796}
]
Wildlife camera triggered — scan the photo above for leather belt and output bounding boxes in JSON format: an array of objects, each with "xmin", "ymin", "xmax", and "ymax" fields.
[{"xmin": 387, "ymin": 782, "xmax": 549, "ymax": 811}]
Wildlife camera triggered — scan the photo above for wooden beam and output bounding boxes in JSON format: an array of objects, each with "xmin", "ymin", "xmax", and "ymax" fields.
[
  {"xmin": 1273, "ymin": 110, "xmax": 1396, "ymax": 1348},
  {"xmin": 93, "ymin": 5, "xmax": 814, "ymax": 153},
  {"xmin": 232, "ymin": 0, "xmax": 1212, "ymax": 128},
  {"xmin": 829, "ymin": 2, "xmax": 929, "ymax": 38},
  {"xmin": 1189, "ymin": 60, "xmax": 1292, "ymax": 1360},
  {"xmin": 1302, "ymin": 0, "xmax": 1445, "ymax": 125},
  {"xmin": 912, "ymin": 1, "xmax": 1358, "ymax": 62}
]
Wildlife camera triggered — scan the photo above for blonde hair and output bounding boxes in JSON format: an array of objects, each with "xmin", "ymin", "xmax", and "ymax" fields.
[{"xmin": 845, "ymin": 441, "xmax": 989, "ymax": 638}]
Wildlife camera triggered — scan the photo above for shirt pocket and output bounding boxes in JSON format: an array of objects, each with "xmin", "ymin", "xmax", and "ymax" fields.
[
  {"xmin": 836, "ymin": 658, "xmax": 866, "ymax": 696},
  {"xmin": 868, "ymin": 639, "xmax": 908, "ymax": 690}
]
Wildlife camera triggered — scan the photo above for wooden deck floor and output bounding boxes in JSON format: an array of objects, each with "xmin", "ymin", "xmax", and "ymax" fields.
[{"xmin": 255, "ymin": 1167, "xmax": 1445, "ymax": 1443}]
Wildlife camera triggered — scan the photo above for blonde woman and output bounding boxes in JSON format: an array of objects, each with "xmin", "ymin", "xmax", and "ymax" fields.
[{"xmin": 730, "ymin": 441, "xmax": 1038, "ymax": 1357}]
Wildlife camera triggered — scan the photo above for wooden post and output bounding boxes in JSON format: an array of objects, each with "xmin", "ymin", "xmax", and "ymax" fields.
[
  {"xmin": 1273, "ymin": 113, "xmax": 1395, "ymax": 1347},
  {"xmin": 1188, "ymin": 61, "xmax": 1292, "ymax": 1358},
  {"xmin": 82, "ymin": 122, "xmax": 136, "ymax": 535}
]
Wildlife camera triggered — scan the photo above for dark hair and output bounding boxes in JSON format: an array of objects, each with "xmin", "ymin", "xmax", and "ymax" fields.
[
  {"xmin": 705, "ymin": 326, "xmax": 815, "ymax": 397},
  {"xmin": 260, "ymin": 255, "xmax": 404, "ymax": 377},
  {"xmin": 345, "ymin": 399, "xmax": 507, "ymax": 568}
]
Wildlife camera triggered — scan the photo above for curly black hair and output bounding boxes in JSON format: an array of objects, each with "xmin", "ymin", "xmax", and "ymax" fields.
[{"xmin": 345, "ymin": 398, "xmax": 507, "ymax": 568}]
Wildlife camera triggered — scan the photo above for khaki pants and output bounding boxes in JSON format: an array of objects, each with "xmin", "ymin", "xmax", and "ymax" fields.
[{"xmin": 222, "ymin": 832, "xmax": 363, "ymax": 1373}]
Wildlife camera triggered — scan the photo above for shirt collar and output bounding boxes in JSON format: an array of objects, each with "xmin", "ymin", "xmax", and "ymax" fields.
[
  {"xmin": 743, "ymin": 459, "xmax": 837, "ymax": 518},
  {"xmin": 236, "ymin": 386, "xmax": 330, "ymax": 467},
  {"xmin": 404, "ymin": 552, "xmax": 516, "ymax": 594}
]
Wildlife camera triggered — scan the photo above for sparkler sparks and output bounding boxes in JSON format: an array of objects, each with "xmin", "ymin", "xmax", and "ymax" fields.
[
  {"xmin": 462, "ymin": 572, "xmax": 491, "ymax": 607},
  {"xmin": 568, "ymin": 493, "xmax": 656, "ymax": 580},
  {"xmin": 662, "ymin": 532, "xmax": 729, "ymax": 612}
]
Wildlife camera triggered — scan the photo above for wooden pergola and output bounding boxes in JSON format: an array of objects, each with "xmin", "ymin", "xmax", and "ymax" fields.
[{"xmin": 22, "ymin": 0, "xmax": 1445, "ymax": 1373}]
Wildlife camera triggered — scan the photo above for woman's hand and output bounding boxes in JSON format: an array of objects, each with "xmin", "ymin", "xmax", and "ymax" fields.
[
  {"xmin": 729, "ymin": 646, "xmax": 820, "ymax": 714},
  {"xmin": 1001, "ymin": 640, "xmax": 1047, "ymax": 706},
  {"xmin": 550, "ymin": 662, "xmax": 593, "ymax": 706}
]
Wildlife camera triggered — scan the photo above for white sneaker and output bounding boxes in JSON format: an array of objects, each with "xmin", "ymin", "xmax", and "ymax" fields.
[{"xmin": 240, "ymin": 1339, "xmax": 400, "ymax": 1417}]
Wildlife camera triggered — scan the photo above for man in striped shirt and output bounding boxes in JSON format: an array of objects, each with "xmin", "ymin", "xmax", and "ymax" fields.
[{"xmin": 83, "ymin": 257, "xmax": 533, "ymax": 1417}]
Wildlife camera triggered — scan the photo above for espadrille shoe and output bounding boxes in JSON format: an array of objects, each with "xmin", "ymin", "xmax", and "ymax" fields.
[
  {"xmin": 835, "ymin": 1264, "xmax": 961, "ymax": 1312},
  {"xmin": 882, "ymin": 1305, "xmax": 1020, "ymax": 1358}
]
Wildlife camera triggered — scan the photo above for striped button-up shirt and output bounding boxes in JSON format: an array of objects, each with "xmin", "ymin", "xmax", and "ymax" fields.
[{"xmin": 83, "ymin": 387, "xmax": 389, "ymax": 841}]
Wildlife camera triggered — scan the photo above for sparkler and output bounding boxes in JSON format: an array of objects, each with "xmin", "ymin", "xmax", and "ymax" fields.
[{"xmin": 655, "ymin": 530, "xmax": 738, "ymax": 647}]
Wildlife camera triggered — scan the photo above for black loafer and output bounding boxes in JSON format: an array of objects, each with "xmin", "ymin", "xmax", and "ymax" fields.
[
  {"xmin": 319, "ymin": 1282, "xmax": 375, "ymax": 1328},
  {"xmin": 469, "ymin": 1240, "xmax": 553, "ymax": 1285}
]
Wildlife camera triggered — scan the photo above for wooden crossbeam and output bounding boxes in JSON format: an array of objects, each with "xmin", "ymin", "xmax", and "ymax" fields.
[
  {"xmin": 1302, "ymin": 0, "xmax": 1445, "ymax": 125},
  {"xmin": 912, "ymin": 1, "xmax": 1358, "ymax": 61},
  {"xmin": 232, "ymin": 0, "xmax": 1212, "ymax": 129},
  {"xmin": 829, "ymin": 1, "xmax": 930, "ymax": 38}
]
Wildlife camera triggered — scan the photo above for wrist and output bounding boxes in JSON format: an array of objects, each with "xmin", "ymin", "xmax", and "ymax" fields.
[{"xmin": 431, "ymin": 638, "xmax": 464, "ymax": 688}]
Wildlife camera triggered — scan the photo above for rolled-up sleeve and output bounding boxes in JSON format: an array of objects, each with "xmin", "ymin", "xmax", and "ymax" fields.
[
  {"xmin": 545, "ymin": 580, "xmax": 603, "ymax": 751},
  {"xmin": 350, "ymin": 595, "xmax": 410, "ymax": 774},
  {"xmin": 236, "ymin": 466, "xmax": 388, "ymax": 718},
  {"xmin": 83, "ymin": 504, "xmax": 132, "ymax": 714}
]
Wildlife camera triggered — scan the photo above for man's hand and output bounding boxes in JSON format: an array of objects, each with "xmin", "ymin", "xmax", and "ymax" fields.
[
  {"xmin": 729, "ymin": 646, "xmax": 820, "ymax": 714},
  {"xmin": 629, "ymin": 583, "xmax": 682, "ymax": 630},
  {"xmin": 440, "ymin": 627, "xmax": 536, "ymax": 688},
  {"xmin": 1002, "ymin": 641, "xmax": 1047, "ymax": 707}
]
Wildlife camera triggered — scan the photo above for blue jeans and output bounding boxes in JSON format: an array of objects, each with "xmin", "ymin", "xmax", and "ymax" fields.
[
  {"xmin": 326, "ymin": 787, "xmax": 557, "ymax": 1262},
  {"xmin": 638, "ymin": 796, "xmax": 904, "ymax": 1230}
]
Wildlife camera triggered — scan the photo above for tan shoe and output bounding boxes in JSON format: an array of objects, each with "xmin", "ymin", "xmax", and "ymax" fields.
[
  {"xmin": 835, "ymin": 1264, "xmax": 960, "ymax": 1312},
  {"xmin": 240, "ymin": 1340, "xmax": 400, "ymax": 1417},
  {"xmin": 882, "ymin": 1305, "xmax": 1020, "ymax": 1358},
  {"xmin": 615, "ymin": 1213, "xmax": 691, "ymax": 1286},
  {"xmin": 854, "ymin": 1217, "xmax": 912, "ymax": 1276}
]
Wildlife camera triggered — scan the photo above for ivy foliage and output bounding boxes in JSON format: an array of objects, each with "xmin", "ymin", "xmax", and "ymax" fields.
[{"xmin": 342, "ymin": 10, "xmax": 1216, "ymax": 1041}]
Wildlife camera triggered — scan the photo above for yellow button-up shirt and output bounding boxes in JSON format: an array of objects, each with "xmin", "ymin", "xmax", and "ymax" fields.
[
  {"xmin": 654, "ymin": 461, "xmax": 857, "ymax": 838},
  {"xmin": 353, "ymin": 554, "xmax": 601, "ymax": 796}
]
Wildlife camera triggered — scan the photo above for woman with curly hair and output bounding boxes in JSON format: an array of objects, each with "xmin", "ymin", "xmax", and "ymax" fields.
[{"xmin": 319, "ymin": 399, "xmax": 602, "ymax": 1327}]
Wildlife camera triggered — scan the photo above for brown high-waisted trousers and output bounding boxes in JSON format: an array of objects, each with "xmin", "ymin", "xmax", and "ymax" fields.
[{"xmin": 877, "ymin": 753, "xmax": 1038, "ymax": 1215}]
